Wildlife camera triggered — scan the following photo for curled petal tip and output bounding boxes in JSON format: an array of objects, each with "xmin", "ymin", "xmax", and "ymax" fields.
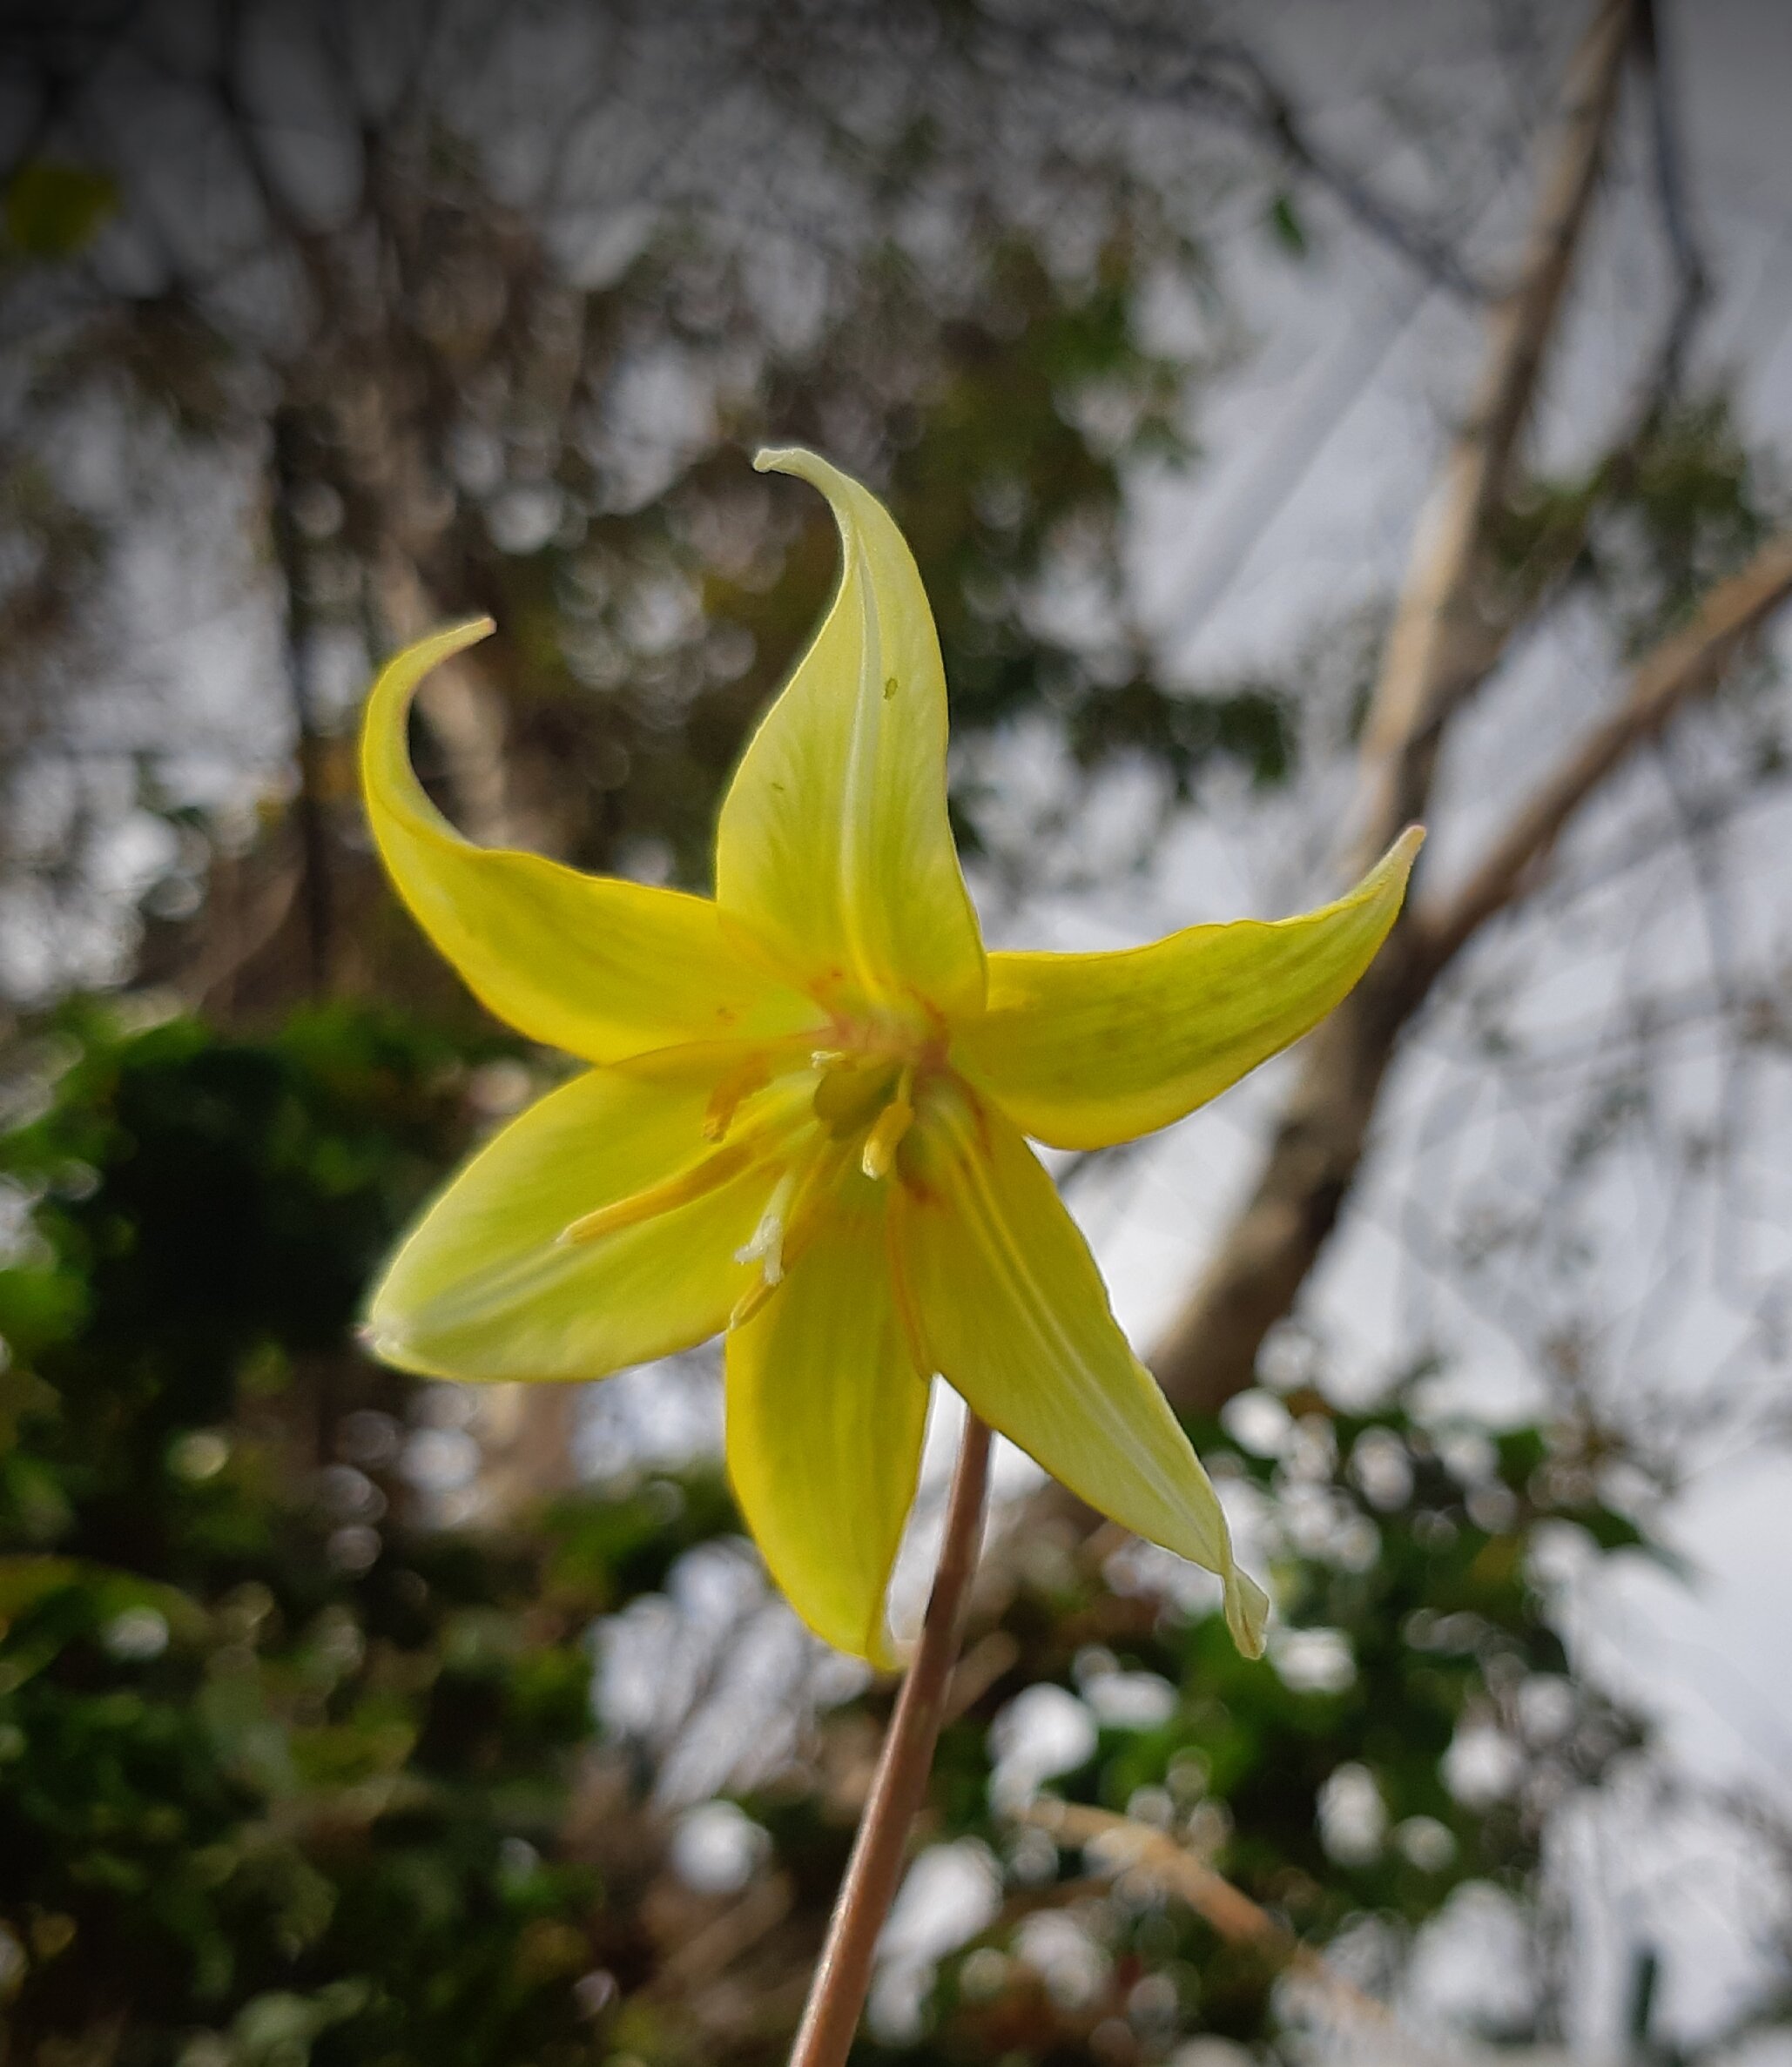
[
  {"xmin": 425, "ymin": 615, "xmax": 497, "ymax": 661},
  {"xmin": 750, "ymin": 446, "xmax": 845, "ymax": 501},
  {"xmin": 359, "ymin": 619, "xmax": 818, "ymax": 1062},
  {"xmin": 1394, "ymin": 823, "xmax": 1426, "ymax": 860},
  {"xmin": 716, "ymin": 443, "xmax": 987, "ymax": 1016}
]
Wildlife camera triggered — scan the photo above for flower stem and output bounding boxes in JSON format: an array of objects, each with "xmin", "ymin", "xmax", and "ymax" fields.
[{"xmin": 788, "ymin": 1411, "xmax": 993, "ymax": 2067}]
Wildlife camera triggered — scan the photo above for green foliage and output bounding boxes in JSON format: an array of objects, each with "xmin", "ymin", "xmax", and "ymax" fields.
[
  {"xmin": 0, "ymin": 1002, "xmax": 1666, "ymax": 2063},
  {"xmin": 1064, "ymin": 675, "xmax": 1292, "ymax": 798},
  {"xmin": 1497, "ymin": 394, "xmax": 1788, "ymax": 661},
  {"xmin": 0, "ymin": 1005, "xmax": 736, "ymax": 2067},
  {"xmin": 1598, "ymin": 398, "xmax": 1776, "ymax": 650},
  {"xmin": 0, "ymin": 995, "xmax": 1671, "ymax": 2067},
  {"xmin": 843, "ymin": 1389, "xmax": 1652, "ymax": 2060},
  {"xmin": 1264, "ymin": 192, "xmax": 1308, "ymax": 259}
]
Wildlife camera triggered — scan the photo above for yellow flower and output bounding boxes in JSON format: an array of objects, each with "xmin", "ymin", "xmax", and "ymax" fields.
[{"xmin": 360, "ymin": 448, "xmax": 1420, "ymax": 1666}]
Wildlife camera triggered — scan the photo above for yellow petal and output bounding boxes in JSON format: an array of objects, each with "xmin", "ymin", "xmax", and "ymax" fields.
[
  {"xmin": 366, "ymin": 1047, "xmax": 789, "ymax": 1383},
  {"xmin": 954, "ymin": 830, "xmax": 1422, "ymax": 1149},
  {"xmin": 724, "ymin": 1165, "xmax": 929, "ymax": 1666},
  {"xmin": 893, "ymin": 1083, "xmax": 1268, "ymax": 1655},
  {"xmin": 715, "ymin": 450, "xmax": 986, "ymax": 1020},
  {"xmin": 362, "ymin": 621, "xmax": 819, "ymax": 1060}
]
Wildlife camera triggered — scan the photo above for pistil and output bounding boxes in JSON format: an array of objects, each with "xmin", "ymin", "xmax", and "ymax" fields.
[
  {"xmin": 728, "ymin": 1145, "xmax": 849, "ymax": 1328},
  {"xmin": 735, "ymin": 1164, "xmax": 799, "ymax": 1283}
]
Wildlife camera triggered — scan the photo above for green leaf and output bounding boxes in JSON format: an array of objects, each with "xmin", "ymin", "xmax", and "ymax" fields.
[
  {"xmin": 1266, "ymin": 190, "xmax": 1308, "ymax": 258},
  {"xmin": 3, "ymin": 160, "xmax": 118, "ymax": 260}
]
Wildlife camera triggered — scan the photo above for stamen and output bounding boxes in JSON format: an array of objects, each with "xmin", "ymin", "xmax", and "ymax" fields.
[
  {"xmin": 564, "ymin": 1070, "xmax": 819, "ymax": 1249},
  {"xmin": 703, "ymin": 1054, "xmax": 772, "ymax": 1142},
  {"xmin": 558, "ymin": 1140, "xmax": 752, "ymax": 1246},
  {"xmin": 860, "ymin": 1067, "xmax": 915, "ymax": 1181}
]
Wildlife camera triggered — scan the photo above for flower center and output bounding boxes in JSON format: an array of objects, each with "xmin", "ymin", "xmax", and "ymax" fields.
[
  {"xmin": 557, "ymin": 1022, "xmax": 951, "ymax": 1323},
  {"xmin": 811, "ymin": 1053, "xmax": 914, "ymax": 1177},
  {"xmin": 807, "ymin": 1006, "xmax": 950, "ymax": 1178}
]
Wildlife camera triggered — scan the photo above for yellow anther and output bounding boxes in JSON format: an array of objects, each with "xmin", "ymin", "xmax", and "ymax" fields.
[{"xmin": 860, "ymin": 1068, "xmax": 915, "ymax": 1181}]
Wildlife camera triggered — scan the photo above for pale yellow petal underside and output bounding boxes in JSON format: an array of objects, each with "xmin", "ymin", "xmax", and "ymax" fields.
[
  {"xmin": 366, "ymin": 1049, "xmax": 781, "ymax": 1383},
  {"xmin": 724, "ymin": 1168, "xmax": 930, "ymax": 1667},
  {"xmin": 362, "ymin": 620, "xmax": 819, "ymax": 1061},
  {"xmin": 714, "ymin": 450, "xmax": 986, "ymax": 1020},
  {"xmin": 955, "ymin": 829, "xmax": 1422, "ymax": 1149},
  {"xmin": 893, "ymin": 1088, "xmax": 1268, "ymax": 1655}
]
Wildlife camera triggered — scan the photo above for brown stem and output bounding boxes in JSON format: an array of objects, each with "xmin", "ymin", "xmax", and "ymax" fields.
[
  {"xmin": 1352, "ymin": 0, "xmax": 1636, "ymax": 862},
  {"xmin": 270, "ymin": 409, "xmax": 333, "ymax": 1000},
  {"xmin": 788, "ymin": 1412, "xmax": 993, "ymax": 2067}
]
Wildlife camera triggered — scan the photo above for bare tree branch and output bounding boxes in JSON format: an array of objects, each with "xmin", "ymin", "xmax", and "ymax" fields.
[
  {"xmin": 1351, "ymin": 0, "xmax": 1638, "ymax": 862},
  {"xmin": 1633, "ymin": 0, "xmax": 1711, "ymax": 407},
  {"xmin": 989, "ymin": 6, "xmax": 1495, "ymax": 300},
  {"xmin": 1016, "ymin": 1801, "xmax": 1394, "ymax": 2030},
  {"xmin": 1418, "ymin": 529, "xmax": 1792, "ymax": 968},
  {"xmin": 270, "ymin": 409, "xmax": 335, "ymax": 999},
  {"xmin": 1151, "ymin": 0, "xmax": 1640, "ymax": 1414},
  {"xmin": 1186, "ymin": 33, "xmax": 1493, "ymax": 303}
]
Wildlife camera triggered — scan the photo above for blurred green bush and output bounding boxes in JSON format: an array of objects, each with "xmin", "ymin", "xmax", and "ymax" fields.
[
  {"xmin": 0, "ymin": 1007, "xmax": 630, "ymax": 2064},
  {"xmin": 0, "ymin": 1005, "xmax": 1654, "ymax": 2064}
]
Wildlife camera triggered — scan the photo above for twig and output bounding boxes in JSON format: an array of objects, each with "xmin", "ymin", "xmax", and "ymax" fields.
[
  {"xmin": 269, "ymin": 409, "xmax": 333, "ymax": 999},
  {"xmin": 649, "ymin": 1872, "xmax": 796, "ymax": 1997},
  {"xmin": 1189, "ymin": 35, "xmax": 1491, "ymax": 303},
  {"xmin": 1167, "ymin": 266, "xmax": 1438, "ymax": 649},
  {"xmin": 1633, "ymin": 0, "xmax": 1710, "ymax": 407},
  {"xmin": 788, "ymin": 1413, "xmax": 992, "ymax": 2067},
  {"xmin": 942, "ymin": 1629, "xmax": 1020, "ymax": 1722},
  {"xmin": 1354, "ymin": 0, "xmax": 1637, "ymax": 863},
  {"xmin": 987, "ymin": 8, "xmax": 1491, "ymax": 300},
  {"xmin": 190, "ymin": 852, "xmax": 300, "ymax": 1020},
  {"xmin": 1418, "ymin": 529, "xmax": 1792, "ymax": 968},
  {"xmin": 1018, "ymin": 1800, "xmax": 1392, "ymax": 2029}
]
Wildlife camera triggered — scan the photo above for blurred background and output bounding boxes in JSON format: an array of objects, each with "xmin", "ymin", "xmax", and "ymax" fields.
[{"xmin": 3, "ymin": 2, "xmax": 1791, "ymax": 2062}]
